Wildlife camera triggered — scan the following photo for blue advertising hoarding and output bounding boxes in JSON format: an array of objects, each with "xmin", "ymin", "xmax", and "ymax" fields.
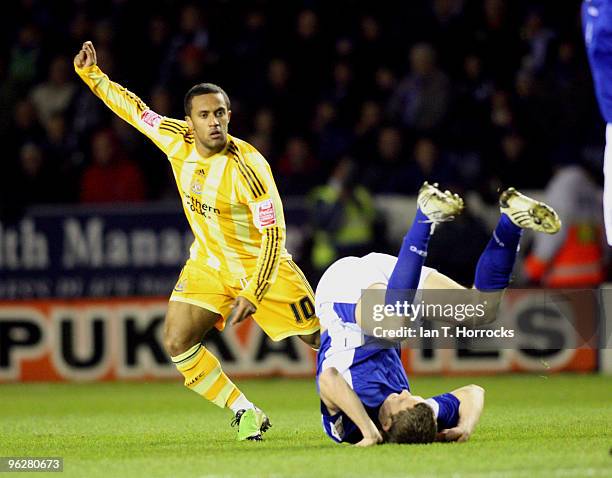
[{"xmin": 0, "ymin": 203, "xmax": 308, "ymax": 299}]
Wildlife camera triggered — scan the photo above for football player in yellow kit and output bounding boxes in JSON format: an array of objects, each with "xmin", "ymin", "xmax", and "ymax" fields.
[{"xmin": 74, "ymin": 41, "xmax": 319, "ymax": 441}]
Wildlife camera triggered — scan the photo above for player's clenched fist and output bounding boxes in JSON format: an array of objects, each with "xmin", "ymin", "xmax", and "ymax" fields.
[{"xmin": 74, "ymin": 41, "xmax": 97, "ymax": 68}]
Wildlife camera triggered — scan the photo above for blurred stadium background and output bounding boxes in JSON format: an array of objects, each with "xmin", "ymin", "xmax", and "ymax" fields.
[{"xmin": 0, "ymin": 1, "xmax": 611, "ymax": 476}]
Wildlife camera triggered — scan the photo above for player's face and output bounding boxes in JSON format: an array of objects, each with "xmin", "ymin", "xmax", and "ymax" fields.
[
  {"xmin": 380, "ymin": 390, "xmax": 426, "ymax": 431},
  {"xmin": 186, "ymin": 93, "xmax": 231, "ymax": 155}
]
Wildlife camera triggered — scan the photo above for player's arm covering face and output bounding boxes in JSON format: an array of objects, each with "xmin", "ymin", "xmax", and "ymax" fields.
[
  {"xmin": 235, "ymin": 148, "xmax": 286, "ymax": 306},
  {"xmin": 74, "ymin": 62, "xmax": 181, "ymax": 155}
]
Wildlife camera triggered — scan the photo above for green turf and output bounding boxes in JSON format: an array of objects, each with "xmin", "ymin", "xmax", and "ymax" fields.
[{"xmin": 1, "ymin": 374, "xmax": 611, "ymax": 478}]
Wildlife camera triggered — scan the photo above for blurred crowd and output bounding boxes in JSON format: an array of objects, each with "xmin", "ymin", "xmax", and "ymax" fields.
[
  {"xmin": 0, "ymin": 0, "xmax": 608, "ymax": 287},
  {"xmin": 0, "ymin": 0, "xmax": 603, "ymax": 218}
]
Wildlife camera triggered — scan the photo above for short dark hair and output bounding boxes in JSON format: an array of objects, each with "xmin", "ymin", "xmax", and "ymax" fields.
[
  {"xmin": 385, "ymin": 402, "xmax": 437, "ymax": 444},
  {"xmin": 184, "ymin": 83, "xmax": 231, "ymax": 115}
]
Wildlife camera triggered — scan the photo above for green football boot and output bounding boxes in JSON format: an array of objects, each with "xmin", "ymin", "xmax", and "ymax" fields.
[{"xmin": 231, "ymin": 408, "xmax": 271, "ymax": 441}]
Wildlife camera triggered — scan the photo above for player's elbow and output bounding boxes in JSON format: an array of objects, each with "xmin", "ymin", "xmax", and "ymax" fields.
[
  {"xmin": 467, "ymin": 384, "xmax": 485, "ymax": 404},
  {"xmin": 468, "ymin": 384, "xmax": 484, "ymax": 394}
]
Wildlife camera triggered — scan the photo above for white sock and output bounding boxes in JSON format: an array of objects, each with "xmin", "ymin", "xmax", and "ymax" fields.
[{"xmin": 228, "ymin": 393, "xmax": 255, "ymax": 414}]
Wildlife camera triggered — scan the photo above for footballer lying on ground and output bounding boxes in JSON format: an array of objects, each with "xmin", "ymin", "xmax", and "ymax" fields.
[{"xmin": 315, "ymin": 182, "xmax": 561, "ymax": 446}]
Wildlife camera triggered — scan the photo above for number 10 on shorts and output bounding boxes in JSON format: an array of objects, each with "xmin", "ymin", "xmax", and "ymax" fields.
[{"xmin": 290, "ymin": 296, "xmax": 315, "ymax": 323}]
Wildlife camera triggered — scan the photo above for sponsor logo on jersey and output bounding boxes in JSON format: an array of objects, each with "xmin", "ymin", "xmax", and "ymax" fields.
[
  {"xmin": 256, "ymin": 199, "xmax": 276, "ymax": 228},
  {"xmin": 184, "ymin": 193, "xmax": 220, "ymax": 218},
  {"xmin": 141, "ymin": 109, "xmax": 162, "ymax": 128},
  {"xmin": 174, "ymin": 279, "xmax": 186, "ymax": 292}
]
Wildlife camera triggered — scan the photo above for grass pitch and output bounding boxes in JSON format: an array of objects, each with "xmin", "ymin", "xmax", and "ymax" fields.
[{"xmin": 1, "ymin": 374, "xmax": 611, "ymax": 478}]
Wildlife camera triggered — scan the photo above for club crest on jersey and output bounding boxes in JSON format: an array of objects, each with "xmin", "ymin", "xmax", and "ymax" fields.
[
  {"xmin": 141, "ymin": 109, "xmax": 162, "ymax": 128},
  {"xmin": 255, "ymin": 199, "xmax": 276, "ymax": 228},
  {"xmin": 190, "ymin": 169, "xmax": 206, "ymax": 195}
]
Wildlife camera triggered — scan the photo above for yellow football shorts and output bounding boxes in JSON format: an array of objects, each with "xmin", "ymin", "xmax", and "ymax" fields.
[{"xmin": 169, "ymin": 258, "xmax": 320, "ymax": 341}]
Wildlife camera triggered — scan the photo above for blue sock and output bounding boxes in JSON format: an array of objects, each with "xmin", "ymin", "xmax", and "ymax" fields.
[
  {"xmin": 385, "ymin": 208, "xmax": 433, "ymax": 305},
  {"xmin": 474, "ymin": 214, "xmax": 523, "ymax": 291}
]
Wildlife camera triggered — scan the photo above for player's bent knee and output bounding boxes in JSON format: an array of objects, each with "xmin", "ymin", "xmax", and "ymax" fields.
[
  {"xmin": 318, "ymin": 367, "xmax": 340, "ymax": 392},
  {"xmin": 163, "ymin": 313, "xmax": 205, "ymax": 357},
  {"xmin": 163, "ymin": 333, "xmax": 200, "ymax": 357},
  {"xmin": 163, "ymin": 301, "xmax": 220, "ymax": 357}
]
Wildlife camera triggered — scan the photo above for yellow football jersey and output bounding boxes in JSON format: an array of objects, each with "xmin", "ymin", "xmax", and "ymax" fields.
[{"xmin": 75, "ymin": 64, "xmax": 290, "ymax": 305}]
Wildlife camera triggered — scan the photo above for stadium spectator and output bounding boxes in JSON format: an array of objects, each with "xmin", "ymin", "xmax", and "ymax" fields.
[
  {"xmin": 168, "ymin": 45, "xmax": 207, "ymax": 101},
  {"xmin": 495, "ymin": 131, "xmax": 539, "ymax": 188},
  {"xmin": 262, "ymin": 58, "xmax": 295, "ymax": 135},
  {"xmin": 243, "ymin": 108, "xmax": 273, "ymax": 158},
  {"xmin": 308, "ymin": 158, "xmax": 379, "ymax": 276},
  {"xmin": 277, "ymin": 136, "xmax": 320, "ymax": 195},
  {"xmin": 7, "ymin": 24, "xmax": 42, "ymax": 94},
  {"xmin": 449, "ymin": 53, "xmax": 493, "ymax": 149},
  {"xmin": 353, "ymin": 100, "xmax": 382, "ymax": 154},
  {"xmin": 424, "ymin": 0, "xmax": 470, "ymax": 75},
  {"xmin": 520, "ymin": 8, "xmax": 556, "ymax": 73},
  {"xmin": 162, "ymin": 4, "xmax": 211, "ymax": 84},
  {"xmin": 311, "ymin": 101, "xmax": 352, "ymax": 165},
  {"xmin": 68, "ymin": 11, "xmax": 92, "ymax": 50},
  {"xmin": 233, "ymin": 10, "xmax": 269, "ymax": 74},
  {"xmin": 42, "ymin": 112, "xmax": 79, "ymax": 202},
  {"xmin": 354, "ymin": 15, "xmax": 389, "ymax": 84},
  {"xmin": 323, "ymin": 61, "xmax": 358, "ymax": 126},
  {"xmin": 388, "ymin": 43, "xmax": 451, "ymax": 133},
  {"xmin": 9, "ymin": 99, "xmax": 45, "ymax": 156},
  {"xmin": 489, "ymin": 89, "xmax": 514, "ymax": 131},
  {"xmin": 30, "ymin": 56, "xmax": 76, "ymax": 127},
  {"xmin": 363, "ymin": 126, "xmax": 412, "ymax": 194},
  {"xmin": 0, "ymin": 0, "xmax": 602, "ymax": 212},
  {"xmin": 150, "ymin": 86, "xmax": 173, "ymax": 117},
  {"xmin": 92, "ymin": 19, "xmax": 115, "ymax": 52},
  {"xmin": 372, "ymin": 66, "xmax": 398, "ymax": 102},
  {"xmin": 80, "ymin": 129, "xmax": 145, "ymax": 203},
  {"xmin": 407, "ymin": 137, "xmax": 456, "ymax": 192},
  {"xmin": 290, "ymin": 9, "xmax": 327, "ymax": 94},
  {"xmin": 129, "ymin": 16, "xmax": 172, "ymax": 91},
  {"xmin": 17, "ymin": 142, "xmax": 60, "ymax": 205},
  {"xmin": 523, "ymin": 162, "xmax": 607, "ymax": 287},
  {"xmin": 475, "ymin": 0, "xmax": 521, "ymax": 85}
]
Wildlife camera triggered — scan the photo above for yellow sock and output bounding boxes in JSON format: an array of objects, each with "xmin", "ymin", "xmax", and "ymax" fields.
[{"xmin": 171, "ymin": 343, "xmax": 242, "ymax": 408}]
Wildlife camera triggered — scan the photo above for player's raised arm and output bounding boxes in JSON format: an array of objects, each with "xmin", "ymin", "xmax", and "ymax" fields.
[
  {"xmin": 73, "ymin": 41, "xmax": 179, "ymax": 154},
  {"xmin": 437, "ymin": 384, "xmax": 485, "ymax": 442}
]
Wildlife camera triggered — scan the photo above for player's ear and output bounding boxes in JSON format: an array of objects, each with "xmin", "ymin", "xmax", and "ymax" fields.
[
  {"xmin": 381, "ymin": 416, "xmax": 392, "ymax": 432},
  {"xmin": 185, "ymin": 115, "xmax": 194, "ymax": 130},
  {"xmin": 227, "ymin": 109, "xmax": 231, "ymax": 123}
]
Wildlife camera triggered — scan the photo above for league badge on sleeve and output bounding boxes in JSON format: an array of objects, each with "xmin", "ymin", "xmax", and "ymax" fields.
[
  {"xmin": 255, "ymin": 199, "xmax": 277, "ymax": 228},
  {"xmin": 141, "ymin": 109, "xmax": 162, "ymax": 128}
]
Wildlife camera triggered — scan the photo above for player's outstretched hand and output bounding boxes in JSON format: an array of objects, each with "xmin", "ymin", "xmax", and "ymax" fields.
[
  {"xmin": 437, "ymin": 426, "xmax": 470, "ymax": 443},
  {"xmin": 228, "ymin": 296, "xmax": 257, "ymax": 326},
  {"xmin": 74, "ymin": 41, "xmax": 97, "ymax": 68},
  {"xmin": 354, "ymin": 430, "xmax": 383, "ymax": 447}
]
